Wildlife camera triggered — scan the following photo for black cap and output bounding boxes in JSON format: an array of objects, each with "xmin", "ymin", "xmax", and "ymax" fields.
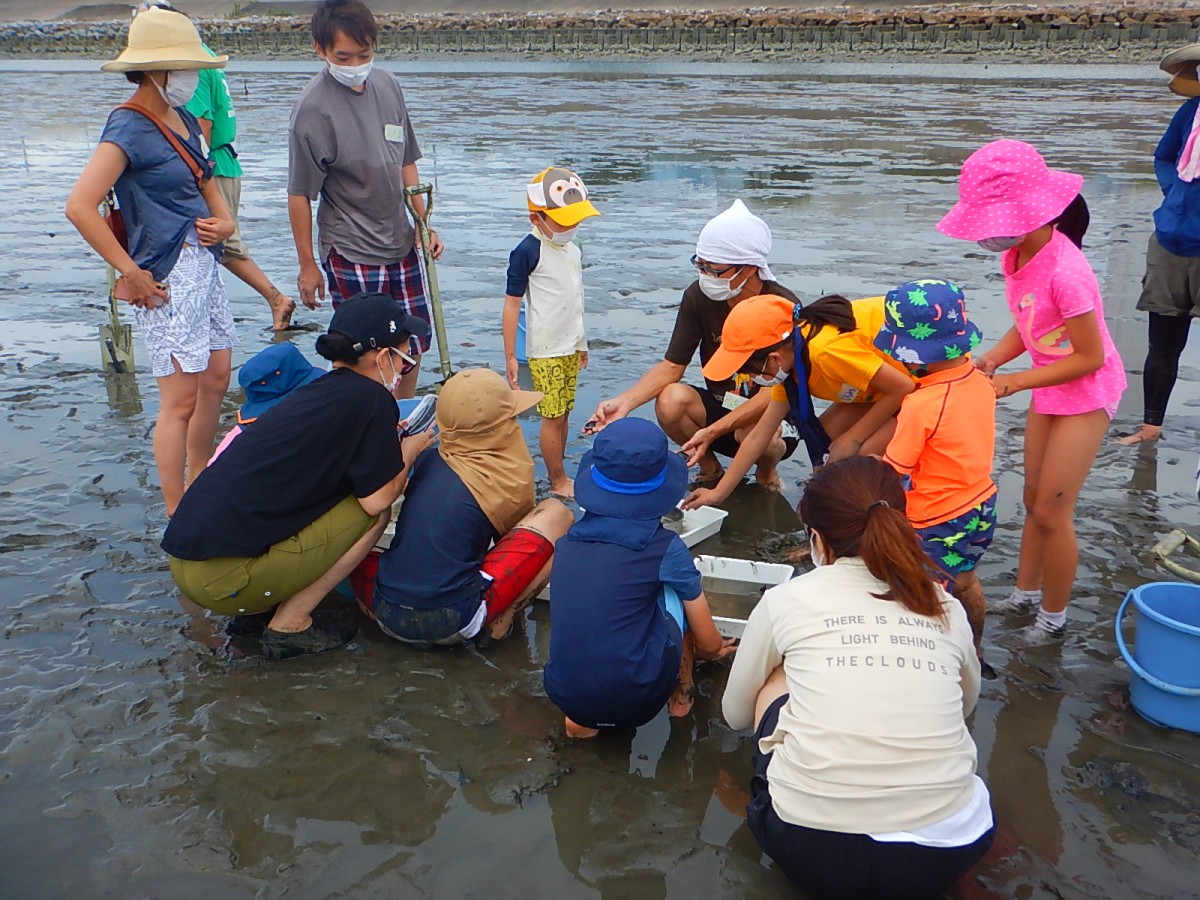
[{"xmin": 327, "ymin": 292, "xmax": 430, "ymax": 352}]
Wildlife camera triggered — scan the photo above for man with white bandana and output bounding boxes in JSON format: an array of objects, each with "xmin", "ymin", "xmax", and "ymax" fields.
[{"xmin": 588, "ymin": 200, "xmax": 800, "ymax": 489}]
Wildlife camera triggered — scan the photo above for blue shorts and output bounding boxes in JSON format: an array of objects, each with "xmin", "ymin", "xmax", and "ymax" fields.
[{"xmin": 916, "ymin": 496, "xmax": 997, "ymax": 583}]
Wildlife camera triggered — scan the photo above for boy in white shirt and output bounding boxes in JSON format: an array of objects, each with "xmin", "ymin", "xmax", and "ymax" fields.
[{"xmin": 503, "ymin": 167, "xmax": 600, "ymax": 500}]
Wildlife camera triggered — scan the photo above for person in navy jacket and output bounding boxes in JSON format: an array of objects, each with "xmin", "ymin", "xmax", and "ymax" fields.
[
  {"xmin": 543, "ymin": 418, "xmax": 736, "ymax": 738},
  {"xmin": 1121, "ymin": 45, "xmax": 1200, "ymax": 445}
]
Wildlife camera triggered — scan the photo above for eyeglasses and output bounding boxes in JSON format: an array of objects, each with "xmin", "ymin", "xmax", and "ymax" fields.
[
  {"xmin": 690, "ymin": 254, "xmax": 738, "ymax": 278},
  {"xmin": 388, "ymin": 346, "xmax": 418, "ymax": 375}
]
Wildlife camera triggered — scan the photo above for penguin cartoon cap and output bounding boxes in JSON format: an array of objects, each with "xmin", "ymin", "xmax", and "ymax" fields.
[{"xmin": 526, "ymin": 166, "xmax": 601, "ymax": 227}]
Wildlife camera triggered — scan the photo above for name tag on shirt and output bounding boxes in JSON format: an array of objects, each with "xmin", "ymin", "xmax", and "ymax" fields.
[
  {"xmin": 721, "ymin": 392, "xmax": 748, "ymax": 412},
  {"xmin": 837, "ymin": 383, "xmax": 860, "ymax": 403},
  {"xmin": 384, "ymin": 124, "xmax": 406, "ymax": 143}
]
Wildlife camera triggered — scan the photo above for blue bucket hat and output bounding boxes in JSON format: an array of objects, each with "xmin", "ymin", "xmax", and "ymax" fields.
[
  {"xmin": 237, "ymin": 343, "xmax": 324, "ymax": 424},
  {"xmin": 575, "ymin": 418, "xmax": 689, "ymax": 520},
  {"xmin": 874, "ymin": 279, "xmax": 983, "ymax": 366}
]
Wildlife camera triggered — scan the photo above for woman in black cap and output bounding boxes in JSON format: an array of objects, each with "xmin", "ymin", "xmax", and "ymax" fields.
[{"xmin": 162, "ymin": 292, "xmax": 434, "ymax": 659}]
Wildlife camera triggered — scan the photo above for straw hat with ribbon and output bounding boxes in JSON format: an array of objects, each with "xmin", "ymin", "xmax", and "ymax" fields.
[{"xmin": 101, "ymin": 6, "xmax": 227, "ymax": 73}]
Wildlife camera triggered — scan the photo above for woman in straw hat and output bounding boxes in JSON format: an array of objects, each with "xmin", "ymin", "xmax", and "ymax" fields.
[{"xmin": 65, "ymin": 5, "xmax": 236, "ymax": 517}]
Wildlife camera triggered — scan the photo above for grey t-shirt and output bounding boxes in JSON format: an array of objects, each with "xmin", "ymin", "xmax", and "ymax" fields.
[{"xmin": 288, "ymin": 67, "xmax": 422, "ymax": 266}]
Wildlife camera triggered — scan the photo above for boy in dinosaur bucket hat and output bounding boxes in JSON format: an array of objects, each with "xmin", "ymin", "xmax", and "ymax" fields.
[
  {"xmin": 543, "ymin": 418, "xmax": 735, "ymax": 738},
  {"xmin": 875, "ymin": 279, "xmax": 996, "ymax": 649}
]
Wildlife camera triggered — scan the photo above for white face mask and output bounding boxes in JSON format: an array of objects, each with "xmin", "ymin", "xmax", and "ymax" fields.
[
  {"xmin": 751, "ymin": 363, "xmax": 787, "ymax": 387},
  {"xmin": 546, "ymin": 225, "xmax": 578, "ymax": 246},
  {"xmin": 809, "ymin": 531, "xmax": 827, "ymax": 567},
  {"xmin": 698, "ymin": 269, "xmax": 748, "ymax": 302},
  {"xmin": 327, "ymin": 59, "xmax": 373, "ymax": 89},
  {"xmin": 159, "ymin": 69, "xmax": 199, "ymax": 107},
  {"xmin": 977, "ymin": 235, "xmax": 1023, "ymax": 252},
  {"xmin": 377, "ymin": 350, "xmax": 402, "ymax": 395}
]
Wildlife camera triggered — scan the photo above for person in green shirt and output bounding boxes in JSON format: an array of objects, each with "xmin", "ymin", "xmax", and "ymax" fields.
[{"xmin": 185, "ymin": 36, "xmax": 297, "ymax": 330}]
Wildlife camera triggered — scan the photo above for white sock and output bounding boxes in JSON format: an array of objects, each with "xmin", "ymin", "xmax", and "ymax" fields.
[
  {"xmin": 1035, "ymin": 606, "xmax": 1067, "ymax": 631},
  {"xmin": 1014, "ymin": 588, "xmax": 1043, "ymax": 605}
]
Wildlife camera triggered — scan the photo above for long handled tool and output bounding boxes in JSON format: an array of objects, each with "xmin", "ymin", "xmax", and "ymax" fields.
[
  {"xmin": 403, "ymin": 183, "xmax": 453, "ymax": 383},
  {"xmin": 100, "ymin": 263, "xmax": 135, "ymax": 374}
]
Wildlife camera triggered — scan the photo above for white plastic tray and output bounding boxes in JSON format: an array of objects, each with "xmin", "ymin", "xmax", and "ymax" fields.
[
  {"xmin": 677, "ymin": 505, "xmax": 730, "ymax": 548},
  {"xmin": 694, "ymin": 555, "xmax": 795, "ymax": 638},
  {"xmin": 692, "ymin": 555, "xmax": 794, "ymax": 588}
]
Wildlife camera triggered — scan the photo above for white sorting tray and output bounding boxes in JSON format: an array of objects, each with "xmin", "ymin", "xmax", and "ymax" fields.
[
  {"xmin": 694, "ymin": 555, "xmax": 795, "ymax": 639},
  {"xmin": 677, "ymin": 505, "xmax": 730, "ymax": 548}
]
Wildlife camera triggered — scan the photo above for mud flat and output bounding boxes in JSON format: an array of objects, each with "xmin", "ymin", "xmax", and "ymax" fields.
[{"xmin": 1, "ymin": 2, "xmax": 1199, "ymax": 62}]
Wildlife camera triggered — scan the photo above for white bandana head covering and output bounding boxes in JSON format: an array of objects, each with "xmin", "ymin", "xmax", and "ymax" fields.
[{"xmin": 694, "ymin": 199, "xmax": 776, "ymax": 283}]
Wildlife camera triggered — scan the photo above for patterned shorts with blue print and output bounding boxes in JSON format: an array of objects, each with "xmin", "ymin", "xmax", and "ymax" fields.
[
  {"xmin": 916, "ymin": 496, "xmax": 997, "ymax": 585},
  {"xmin": 135, "ymin": 243, "xmax": 236, "ymax": 378}
]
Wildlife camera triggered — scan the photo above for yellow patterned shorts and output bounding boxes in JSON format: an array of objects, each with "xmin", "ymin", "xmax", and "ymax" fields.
[{"xmin": 527, "ymin": 352, "xmax": 581, "ymax": 419}]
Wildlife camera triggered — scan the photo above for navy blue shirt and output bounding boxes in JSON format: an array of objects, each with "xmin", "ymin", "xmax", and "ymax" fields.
[
  {"xmin": 100, "ymin": 105, "xmax": 216, "ymax": 282},
  {"xmin": 1153, "ymin": 97, "xmax": 1200, "ymax": 258},
  {"xmin": 505, "ymin": 233, "xmax": 541, "ymax": 298},
  {"xmin": 543, "ymin": 514, "xmax": 701, "ymax": 729},
  {"xmin": 374, "ymin": 451, "xmax": 499, "ymax": 609}
]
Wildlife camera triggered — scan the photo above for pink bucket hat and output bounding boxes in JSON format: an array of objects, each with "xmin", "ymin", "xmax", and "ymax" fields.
[{"xmin": 937, "ymin": 140, "xmax": 1083, "ymax": 241}]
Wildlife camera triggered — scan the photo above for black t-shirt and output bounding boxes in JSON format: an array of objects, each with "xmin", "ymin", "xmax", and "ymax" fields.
[
  {"xmin": 373, "ymin": 450, "xmax": 499, "ymax": 609},
  {"xmin": 162, "ymin": 368, "xmax": 404, "ymax": 560},
  {"xmin": 663, "ymin": 279, "xmax": 802, "ymax": 397}
]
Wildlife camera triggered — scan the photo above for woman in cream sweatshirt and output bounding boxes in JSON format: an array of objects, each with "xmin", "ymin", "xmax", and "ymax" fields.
[{"xmin": 723, "ymin": 456, "xmax": 993, "ymax": 900}]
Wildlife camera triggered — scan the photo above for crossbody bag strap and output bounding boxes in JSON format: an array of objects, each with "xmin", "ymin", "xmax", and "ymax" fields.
[{"xmin": 116, "ymin": 101, "xmax": 207, "ymax": 192}]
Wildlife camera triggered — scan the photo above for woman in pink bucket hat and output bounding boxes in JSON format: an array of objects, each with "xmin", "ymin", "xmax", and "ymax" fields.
[{"xmin": 938, "ymin": 139, "xmax": 1126, "ymax": 641}]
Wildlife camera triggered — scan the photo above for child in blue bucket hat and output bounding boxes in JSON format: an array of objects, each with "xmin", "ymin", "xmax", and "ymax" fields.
[
  {"xmin": 209, "ymin": 342, "xmax": 325, "ymax": 464},
  {"xmin": 875, "ymin": 279, "xmax": 997, "ymax": 648},
  {"xmin": 543, "ymin": 417, "xmax": 736, "ymax": 738}
]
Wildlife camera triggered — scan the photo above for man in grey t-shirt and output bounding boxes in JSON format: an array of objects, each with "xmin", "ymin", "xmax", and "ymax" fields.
[{"xmin": 287, "ymin": 0, "xmax": 443, "ymax": 398}]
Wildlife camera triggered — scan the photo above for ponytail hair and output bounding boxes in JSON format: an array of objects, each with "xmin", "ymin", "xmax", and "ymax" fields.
[
  {"xmin": 798, "ymin": 456, "xmax": 945, "ymax": 621},
  {"xmin": 315, "ymin": 331, "xmax": 369, "ymax": 364},
  {"xmin": 1053, "ymin": 193, "xmax": 1089, "ymax": 249},
  {"xmin": 743, "ymin": 294, "xmax": 858, "ymax": 373},
  {"xmin": 795, "ymin": 293, "xmax": 856, "ymax": 335}
]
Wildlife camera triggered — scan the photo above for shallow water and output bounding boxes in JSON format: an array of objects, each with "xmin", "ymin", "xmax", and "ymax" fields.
[{"xmin": 2, "ymin": 59, "xmax": 1200, "ymax": 898}]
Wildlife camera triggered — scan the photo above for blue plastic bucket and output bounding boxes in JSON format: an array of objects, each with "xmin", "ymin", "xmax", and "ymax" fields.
[
  {"xmin": 1115, "ymin": 582, "xmax": 1200, "ymax": 734},
  {"xmin": 516, "ymin": 306, "xmax": 528, "ymax": 364}
]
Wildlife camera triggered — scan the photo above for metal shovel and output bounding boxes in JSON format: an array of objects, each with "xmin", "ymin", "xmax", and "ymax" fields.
[
  {"xmin": 99, "ymin": 264, "xmax": 135, "ymax": 374},
  {"xmin": 403, "ymin": 182, "xmax": 452, "ymax": 383}
]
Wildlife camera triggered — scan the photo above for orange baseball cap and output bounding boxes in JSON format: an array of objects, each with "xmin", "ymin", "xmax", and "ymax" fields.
[{"xmin": 702, "ymin": 294, "xmax": 796, "ymax": 382}]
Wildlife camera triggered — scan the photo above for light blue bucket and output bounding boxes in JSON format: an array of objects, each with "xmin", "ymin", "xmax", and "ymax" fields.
[
  {"xmin": 1115, "ymin": 582, "xmax": 1200, "ymax": 734},
  {"xmin": 516, "ymin": 306, "xmax": 528, "ymax": 364}
]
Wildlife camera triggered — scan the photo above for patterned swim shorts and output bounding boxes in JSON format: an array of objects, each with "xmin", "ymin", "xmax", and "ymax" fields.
[
  {"xmin": 323, "ymin": 245, "xmax": 432, "ymax": 356},
  {"xmin": 916, "ymin": 495, "xmax": 997, "ymax": 583},
  {"xmin": 134, "ymin": 244, "xmax": 236, "ymax": 378},
  {"xmin": 527, "ymin": 352, "xmax": 581, "ymax": 419}
]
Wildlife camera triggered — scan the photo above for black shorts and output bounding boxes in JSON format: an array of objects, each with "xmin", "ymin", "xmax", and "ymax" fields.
[
  {"xmin": 746, "ymin": 694, "xmax": 994, "ymax": 900},
  {"xmin": 684, "ymin": 385, "xmax": 798, "ymax": 461}
]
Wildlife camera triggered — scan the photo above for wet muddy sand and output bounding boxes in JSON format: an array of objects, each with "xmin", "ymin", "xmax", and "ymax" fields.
[{"xmin": 1, "ymin": 59, "xmax": 1199, "ymax": 898}]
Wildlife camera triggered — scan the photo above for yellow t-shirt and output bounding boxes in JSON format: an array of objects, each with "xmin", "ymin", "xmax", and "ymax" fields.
[{"xmin": 770, "ymin": 296, "xmax": 911, "ymax": 405}]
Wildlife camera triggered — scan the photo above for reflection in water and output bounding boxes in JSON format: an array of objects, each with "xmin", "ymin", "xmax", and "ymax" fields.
[{"xmin": 1, "ymin": 61, "xmax": 1200, "ymax": 897}]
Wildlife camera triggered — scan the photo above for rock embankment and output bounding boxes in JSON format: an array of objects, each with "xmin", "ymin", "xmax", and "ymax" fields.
[{"xmin": 2, "ymin": 3, "xmax": 1198, "ymax": 60}]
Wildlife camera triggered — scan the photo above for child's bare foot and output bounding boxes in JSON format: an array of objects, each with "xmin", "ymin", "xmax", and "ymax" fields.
[
  {"xmin": 1115, "ymin": 424, "xmax": 1162, "ymax": 446},
  {"xmin": 755, "ymin": 466, "xmax": 783, "ymax": 492},
  {"xmin": 269, "ymin": 288, "xmax": 297, "ymax": 331},
  {"xmin": 668, "ymin": 682, "xmax": 695, "ymax": 717},
  {"xmin": 565, "ymin": 716, "xmax": 599, "ymax": 739},
  {"xmin": 549, "ymin": 478, "xmax": 575, "ymax": 502}
]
